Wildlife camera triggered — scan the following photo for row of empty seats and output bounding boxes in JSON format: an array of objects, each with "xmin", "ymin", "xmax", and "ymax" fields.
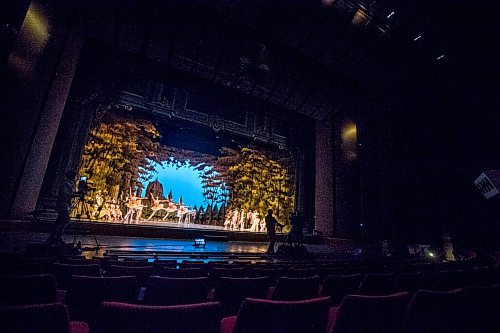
[
  {"xmin": 1, "ymin": 253, "xmax": 498, "ymax": 332},
  {"xmin": 1, "ymin": 272, "xmax": 498, "ymax": 330},
  {"xmin": 2, "ymin": 259, "xmax": 496, "ymax": 291},
  {"xmin": 2, "ymin": 286, "xmax": 498, "ymax": 333}
]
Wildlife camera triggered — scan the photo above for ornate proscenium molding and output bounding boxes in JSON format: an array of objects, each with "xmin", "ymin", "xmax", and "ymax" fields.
[
  {"xmin": 111, "ymin": 80, "xmax": 288, "ymax": 149},
  {"xmin": 94, "ymin": 100, "xmax": 135, "ymax": 124},
  {"xmin": 209, "ymin": 115, "xmax": 226, "ymax": 132}
]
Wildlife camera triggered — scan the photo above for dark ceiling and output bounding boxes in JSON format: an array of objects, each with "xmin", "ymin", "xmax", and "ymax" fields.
[{"xmin": 81, "ymin": 0, "xmax": 498, "ymax": 120}]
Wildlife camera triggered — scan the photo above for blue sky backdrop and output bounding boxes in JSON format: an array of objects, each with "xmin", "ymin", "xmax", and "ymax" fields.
[{"xmin": 142, "ymin": 162, "xmax": 207, "ymax": 209}]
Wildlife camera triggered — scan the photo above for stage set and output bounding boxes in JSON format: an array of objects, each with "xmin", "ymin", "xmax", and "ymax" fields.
[
  {"xmin": 73, "ymin": 185, "xmax": 271, "ymax": 233},
  {"xmin": 35, "ymin": 47, "xmax": 315, "ymax": 242},
  {"xmin": 68, "ymin": 111, "xmax": 297, "ymax": 235}
]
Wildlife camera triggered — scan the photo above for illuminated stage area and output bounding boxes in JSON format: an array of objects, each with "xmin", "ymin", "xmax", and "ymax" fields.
[
  {"xmin": 71, "ymin": 110, "xmax": 297, "ymax": 235},
  {"xmin": 0, "ymin": 227, "xmax": 369, "ymax": 262}
]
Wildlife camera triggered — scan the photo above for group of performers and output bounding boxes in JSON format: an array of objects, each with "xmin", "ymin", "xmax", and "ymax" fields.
[
  {"xmin": 144, "ymin": 193, "xmax": 191, "ymax": 224},
  {"xmin": 90, "ymin": 190, "xmax": 192, "ymax": 225},
  {"xmin": 223, "ymin": 210, "xmax": 267, "ymax": 233},
  {"xmin": 86, "ymin": 190, "xmax": 284, "ymax": 234}
]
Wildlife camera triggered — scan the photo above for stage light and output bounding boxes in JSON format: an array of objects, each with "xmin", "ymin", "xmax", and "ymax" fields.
[
  {"xmin": 436, "ymin": 54, "xmax": 445, "ymax": 60},
  {"xmin": 413, "ymin": 35, "xmax": 422, "ymax": 41},
  {"xmin": 194, "ymin": 238, "xmax": 206, "ymax": 248},
  {"xmin": 428, "ymin": 252, "xmax": 435, "ymax": 258},
  {"xmin": 351, "ymin": 7, "xmax": 372, "ymax": 27},
  {"xmin": 343, "ymin": 127, "xmax": 357, "ymax": 140},
  {"xmin": 352, "ymin": 8, "xmax": 371, "ymax": 27},
  {"xmin": 7, "ymin": 3, "xmax": 51, "ymax": 80},
  {"xmin": 341, "ymin": 120, "xmax": 358, "ymax": 161},
  {"xmin": 387, "ymin": 11, "xmax": 395, "ymax": 19}
]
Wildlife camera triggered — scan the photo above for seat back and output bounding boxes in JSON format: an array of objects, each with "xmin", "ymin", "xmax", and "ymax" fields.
[
  {"xmin": 63, "ymin": 258, "xmax": 96, "ymax": 265},
  {"xmin": 406, "ymin": 289, "xmax": 467, "ymax": 333},
  {"xmin": 424, "ymin": 270, "xmax": 469, "ymax": 291},
  {"xmin": 144, "ymin": 276, "xmax": 210, "ymax": 305},
  {"xmin": 106, "ymin": 265, "xmax": 153, "ymax": 285},
  {"xmin": 233, "ymin": 297, "xmax": 331, "ymax": 333},
  {"xmin": 0, "ymin": 274, "xmax": 57, "ymax": 306},
  {"xmin": 358, "ymin": 273, "xmax": 397, "ymax": 295},
  {"xmin": 287, "ymin": 267, "xmax": 319, "ymax": 278},
  {"xmin": 248, "ymin": 267, "xmax": 286, "ymax": 283},
  {"xmin": 0, "ymin": 303, "xmax": 72, "ymax": 333},
  {"xmin": 395, "ymin": 272, "xmax": 423, "ymax": 293},
  {"xmin": 0, "ymin": 263, "xmax": 44, "ymax": 275},
  {"xmin": 210, "ymin": 267, "xmax": 247, "ymax": 285},
  {"xmin": 272, "ymin": 276, "xmax": 321, "ymax": 301},
  {"xmin": 180, "ymin": 262, "xmax": 208, "ymax": 273},
  {"xmin": 320, "ymin": 273, "xmax": 364, "ymax": 305},
  {"xmin": 159, "ymin": 267, "xmax": 207, "ymax": 278},
  {"xmin": 461, "ymin": 285, "xmax": 499, "ymax": 332},
  {"xmin": 66, "ymin": 275, "xmax": 137, "ymax": 325},
  {"xmin": 319, "ymin": 267, "xmax": 344, "ymax": 278},
  {"xmin": 106, "ymin": 259, "xmax": 151, "ymax": 267},
  {"xmin": 97, "ymin": 301, "xmax": 221, "ymax": 333},
  {"xmin": 331, "ymin": 292, "xmax": 410, "ymax": 333},
  {"xmin": 52, "ymin": 263, "xmax": 101, "ymax": 289},
  {"xmin": 153, "ymin": 261, "xmax": 177, "ymax": 274},
  {"xmin": 214, "ymin": 276, "xmax": 269, "ymax": 315}
]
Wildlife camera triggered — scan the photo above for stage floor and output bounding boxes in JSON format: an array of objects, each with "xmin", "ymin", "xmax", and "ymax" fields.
[
  {"xmin": 73, "ymin": 234, "xmax": 267, "ymax": 257},
  {"xmin": 0, "ymin": 230, "xmax": 374, "ymax": 262}
]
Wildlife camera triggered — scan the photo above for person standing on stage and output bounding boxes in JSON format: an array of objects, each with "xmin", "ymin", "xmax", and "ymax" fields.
[
  {"xmin": 47, "ymin": 170, "xmax": 76, "ymax": 244},
  {"xmin": 265, "ymin": 209, "xmax": 284, "ymax": 254}
]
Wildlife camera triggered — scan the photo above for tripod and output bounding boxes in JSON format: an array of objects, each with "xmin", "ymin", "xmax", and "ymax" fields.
[{"xmin": 66, "ymin": 193, "xmax": 100, "ymax": 250}]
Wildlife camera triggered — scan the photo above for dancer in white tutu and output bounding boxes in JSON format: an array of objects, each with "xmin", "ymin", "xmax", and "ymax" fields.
[{"xmin": 147, "ymin": 193, "xmax": 168, "ymax": 220}]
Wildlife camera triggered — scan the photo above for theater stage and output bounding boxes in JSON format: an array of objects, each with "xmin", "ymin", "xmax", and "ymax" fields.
[{"xmin": 0, "ymin": 219, "xmax": 375, "ymax": 262}]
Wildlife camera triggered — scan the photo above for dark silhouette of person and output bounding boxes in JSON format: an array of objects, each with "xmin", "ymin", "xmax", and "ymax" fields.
[
  {"xmin": 265, "ymin": 209, "xmax": 284, "ymax": 254},
  {"xmin": 47, "ymin": 170, "xmax": 76, "ymax": 245},
  {"xmin": 288, "ymin": 211, "xmax": 304, "ymax": 246}
]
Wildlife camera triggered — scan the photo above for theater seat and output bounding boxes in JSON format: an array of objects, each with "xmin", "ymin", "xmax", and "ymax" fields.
[
  {"xmin": 0, "ymin": 274, "xmax": 57, "ymax": 306},
  {"xmin": 357, "ymin": 273, "xmax": 397, "ymax": 295},
  {"xmin": 209, "ymin": 267, "xmax": 247, "ymax": 286},
  {"xmin": 220, "ymin": 297, "xmax": 331, "ymax": 333},
  {"xmin": 214, "ymin": 276, "xmax": 269, "ymax": 315},
  {"xmin": 159, "ymin": 267, "xmax": 207, "ymax": 278},
  {"xmin": 66, "ymin": 275, "xmax": 137, "ymax": 327},
  {"xmin": 406, "ymin": 288, "xmax": 499, "ymax": 333},
  {"xmin": 0, "ymin": 303, "xmax": 89, "ymax": 333},
  {"xmin": 320, "ymin": 274, "xmax": 364, "ymax": 305},
  {"xmin": 272, "ymin": 276, "xmax": 322, "ymax": 301},
  {"xmin": 96, "ymin": 301, "xmax": 221, "ymax": 333},
  {"xmin": 144, "ymin": 276, "xmax": 210, "ymax": 305},
  {"xmin": 106, "ymin": 265, "xmax": 154, "ymax": 286},
  {"xmin": 248, "ymin": 267, "xmax": 286, "ymax": 284},
  {"xmin": 287, "ymin": 267, "xmax": 319, "ymax": 278},
  {"xmin": 0, "ymin": 263, "xmax": 44, "ymax": 275},
  {"xmin": 52, "ymin": 263, "xmax": 101, "ymax": 290},
  {"xmin": 329, "ymin": 292, "xmax": 410, "ymax": 333}
]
